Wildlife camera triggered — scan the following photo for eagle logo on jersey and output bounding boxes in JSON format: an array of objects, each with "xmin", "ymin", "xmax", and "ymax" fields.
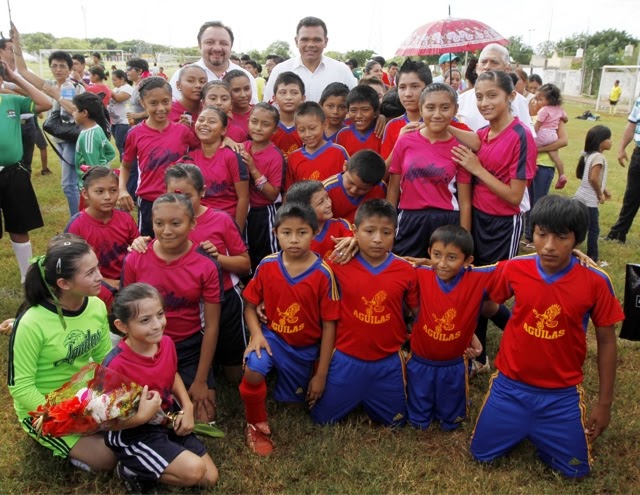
[
  {"xmin": 524, "ymin": 304, "xmax": 565, "ymax": 339},
  {"xmin": 54, "ymin": 329, "xmax": 102, "ymax": 366},
  {"xmin": 277, "ymin": 303, "xmax": 301, "ymax": 325},
  {"xmin": 432, "ymin": 308, "xmax": 456, "ymax": 332},
  {"xmin": 309, "ymin": 170, "xmax": 320, "ymax": 180},
  {"xmin": 362, "ymin": 291, "xmax": 387, "ymax": 316}
]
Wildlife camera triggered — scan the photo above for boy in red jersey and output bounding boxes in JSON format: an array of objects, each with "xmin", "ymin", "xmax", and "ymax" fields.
[
  {"xmin": 320, "ymin": 82, "xmax": 349, "ymax": 143},
  {"xmin": 323, "ymin": 150, "xmax": 387, "ymax": 224},
  {"xmin": 336, "ymin": 86, "xmax": 382, "ymax": 155},
  {"xmin": 286, "ymin": 102, "xmax": 348, "ymax": 189},
  {"xmin": 240, "ymin": 203, "xmax": 340, "ymax": 456},
  {"xmin": 311, "ymin": 199, "xmax": 418, "ymax": 427},
  {"xmin": 471, "ymin": 195, "xmax": 624, "ymax": 478},
  {"xmin": 270, "ymin": 72, "xmax": 305, "ymax": 156}
]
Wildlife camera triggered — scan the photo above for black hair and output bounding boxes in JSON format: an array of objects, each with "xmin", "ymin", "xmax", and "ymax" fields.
[
  {"xmin": 251, "ymin": 102, "xmax": 280, "ymax": 126},
  {"xmin": 348, "ymin": 149, "xmax": 385, "ymax": 185},
  {"xmin": 530, "ymin": 195, "xmax": 589, "ymax": 246},
  {"xmin": 244, "ymin": 60, "xmax": 259, "ymax": 70},
  {"xmin": 266, "ymin": 54, "xmax": 284, "ymax": 64},
  {"xmin": 82, "ymin": 165, "xmax": 118, "ymax": 189},
  {"xmin": 346, "ymin": 58, "xmax": 359, "ymax": 69},
  {"xmin": 274, "ymin": 202, "xmax": 319, "ymax": 232},
  {"xmin": 364, "ymin": 60, "xmax": 382, "ymax": 75},
  {"xmin": 429, "ymin": 225, "xmax": 474, "ymax": 258},
  {"xmin": 179, "ymin": 64, "xmax": 207, "ymax": 81},
  {"xmin": 152, "ymin": 192, "xmax": 195, "ymax": 221},
  {"xmin": 274, "ymin": 71, "xmax": 305, "ymax": 95},
  {"xmin": 396, "ymin": 58, "xmax": 432, "ymax": 87},
  {"xmin": 380, "ymin": 87, "xmax": 404, "ymax": 119},
  {"xmin": 202, "ymin": 79, "xmax": 231, "ymax": 100},
  {"xmin": 359, "ymin": 76, "xmax": 385, "ymax": 90},
  {"xmin": 419, "ymin": 82, "xmax": 458, "ymax": 106},
  {"xmin": 508, "ymin": 72, "xmax": 519, "ymax": 88},
  {"xmin": 528, "ymin": 74, "xmax": 543, "ymax": 85},
  {"xmin": 48, "ymin": 51, "xmax": 72, "ymax": 69},
  {"xmin": 0, "ymin": 36, "xmax": 10, "ymax": 50},
  {"xmin": 285, "ymin": 180, "xmax": 325, "ymax": 205},
  {"xmin": 71, "ymin": 54, "xmax": 86, "ymax": 64},
  {"xmin": 112, "ymin": 69, "xmax": 127, "ymax": 81},
  {"xmin": 465, "ymin": 57, "xmax": 478, "ymax": 87},
  {"xmin": 24, "ymin": 234, "xmax": 93, "ymax": 308},
  {"xmin": 200, "ymin": 105, "xmax": 229, "ymax": 128},
  {"xmin": 388, "ymin": 61, "xmax": 398, "ymax": 68},
  {"xmin": 296, "ymin": 16, "xmax": 327, "ymax": 37},
  {"xmin": 346, "ymin": 85, "xmax": 380, "ymax": 113},
  {"xmin": 91, "ymin": 52, "xmax": 102, "ymax": 60},
  {"xmin": 89, "ymin": 66, "xmax": 106, "ymax": 81},
  {"xmin": 240, "ymin": 54, "xmax": 251, "ymax": 62},
  {"xmin": 72, "ymin": 92, "xmax": 110, "ymax": 135},
  {"xmin": 223, "ymin": 69, "xmax": 250, "ymax": 85},
  {"xmin": 371, "ymin": 56, "xmax": 386, "ymax": 67},
  {"xmin": 576, "ymin": 125, "xmax": 612, "ymax": 179},
  {"xmin": 138, "ymin": 76, "xmax": 172, "ymax": 100},
  {"xmin": 127, "ymin": 57, "xmax": 149, "ymax": 73},
  {"xmin": 354, "ymin": 199, "xmax": 398, "ymax": 228},
  {"xmin": 295, "ymin": 101, "xmax": 325, "ymax": 122},
  {"xmin": 319, "ymin": 82, "xmax": 349, "ymax": 105},
  {"xmin": 113, "ymin": 283, "xmax": 164, "ymax": 324},
  {"xmin": 165, "ymin": 159, "xmax": 206, "ymax": 193},
  {"xmin": 197, "ymin": 21, "xmax": 234, "ymax": 46},
  {"xmin": 476, "ymin": 70, "xmax": 514, "ymax": 95},
  {"xmin": 538, "ymin": 83, "xmax": 562, "ymax": 106}
]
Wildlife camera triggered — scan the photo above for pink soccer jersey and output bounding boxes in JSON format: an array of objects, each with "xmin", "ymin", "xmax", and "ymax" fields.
[
  {"xmin": 490, "ymin": 255, "xmax": 624, "ymax": 388},
  {"xmin": 123, "ymin": 121, "xmax": 200, "ymax": 201},
  {"xmin": 169, "ymin": 100, "xmax": 200, "ymax": 124},
  {"xmin": 243, "ymin": 141, "xmax": 286, "ymax": 208},
  {"xmin": 323, "ymin": 173, "xmax": 387, "ymax": 224},
  {"xmin": 285, "ymin": 142, "xmax": 348, "ymax": 190},
  {"xmin": 311, "ymin": 218, "xmax": 353, "ymax": 260},
  {"xmin": 243, "ymin": 253, "xmax": 341, "ymax": 347},
  {"xmin": 474, "ymin": 118, "xmax": 537, "ymax": 216},
  {"xmin": 65, "ymin": 210, "xmax": 139, "ymax": 280},
  {"xmin": 121, "ymin": 240, "xmax": 224, "ymax": 342},
  {"xmin": 226, "ymin": 123, "xmax": 249, "ymax": 143},
  {"xmin": 230, "ymin": 107, "xmax": 253, "ymax": 136},
  {"xmin": 335, "ymin": 124, "xmax": 382, "ymax": 156},
  {"xmin": 389, "ymin": 132, "xmax": 471, "ymax": 211}
]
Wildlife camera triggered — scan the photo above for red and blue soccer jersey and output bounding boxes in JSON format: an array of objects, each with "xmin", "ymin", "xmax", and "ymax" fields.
[
  {"xmin": 324, "ymin": 126, "xmax": 346, "ymax": 144},
  {"xmin": 271, "ymin": 122, "xmax": 302, "ymax": 156},
  {"xmin": 243, "ymin": 252, "xmax": 341, "ymax": 347},
  {"xmin": 103, "ymin": 335, "xmax": 177, "ymax": 411},
  {"xmin": 123, "ymin": 121, "xmax": 200, "ymax": 201},
  {"xmin": 243, "ymin": 141, "xmax": 286, "ymax": 208},
  {"xmin": 381, "ymin": 113, "xmax": 419, "ymax": 160},
  {"xmin": 285, "ymin": 142, "xmax": 348, "ymax": 190},
  {"xmin": 335, "ymin": 124, "xmax": 382, "ymax": 156},
  {"xmin": 311, "ymin": 218, "xmax": 353, "ymax": 260},
  {"xmin": 412, "ymin": 264, "xmax": 500, "ymax": 361},
  {"xmin": 389, "ymin": 132, "xmax": 472, "ymax": 211},
  {"xmin": 323, "ymin": 173, "xmax": 387, "ymax": 224},
  {"xmin": 190, "ymin": 207, "xmax": 247, "ymax": 291},
  {"xmin": 474, "ymin": 118, "xmax": 537, "ymax": 216},
  {"xmin": 65, "ymin": 210, "xmax": 140, "ymax": 280},
  {"xmin": 490, "ymin": 255, "xmax": 624, "ymax": 388},
  {"xmin": 122, "ymin": 240, "xmax": 224, "ymax": 343},
  {"xmin": 191, "ymin": 147, "xmax": 249, "ymax": 217},
  {"xmin": 329, "ymin": 253, "xmax": 418, "ymax": 360},
  {"xmin": 169, "ymin": 100, "xmax": 200, "ymax": 124},
  {"xmin": 226, "ymin": 123, "xmax": 249, "ymax": 143}
]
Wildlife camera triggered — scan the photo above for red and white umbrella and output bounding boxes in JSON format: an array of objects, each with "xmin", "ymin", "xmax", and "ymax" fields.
[{"xmin": 396, "ymin": 17, "xmax": 509, "ymax": 56}]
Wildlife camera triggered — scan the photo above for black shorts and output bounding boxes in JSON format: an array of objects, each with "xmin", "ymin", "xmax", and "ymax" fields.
[
  {"xmin": 0, "ymin": 164, "xmax": 44, "ymax": 237},
  {"xmin": 215, "ymin": 285, "xmax": 248, "ymax": 366},
  {"xmin": 175, "ymin": 331, "xmax": 216, "ymax": 389},
  {"xmin": 105, "ymin": 425, "xmax": 206, "ymax": 481},
  {"xmin": 472, "ymin": 208, "xmax": 523, "ymax": 265},
  {"xmin": 246, "ymin": 204, "xmax": 280, "ymax": 271},
  {"xmin": 609, "ymin": 99, "xmax": 618, "ymax": 106},
  {"xmin": 393, "ymin": 208, "xmax": 460, "ymax": 258},
  {"xmin": 137, "ymin": 198, "xmax": 154, "ymax": 237}
]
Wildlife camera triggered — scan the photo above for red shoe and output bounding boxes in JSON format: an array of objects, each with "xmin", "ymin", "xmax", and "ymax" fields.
[
  {"xmin": 245, "ymin": 422, "xmax": 273, "ymax": 456},
  {"xmin": 554, "ymin": 175, "xmax": 568, "ymax": 189}
]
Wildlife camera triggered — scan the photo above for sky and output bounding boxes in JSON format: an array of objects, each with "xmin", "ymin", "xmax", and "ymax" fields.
[{"xmin": 6, "ymin": 0, "xmax": 640, "ymax": 58}]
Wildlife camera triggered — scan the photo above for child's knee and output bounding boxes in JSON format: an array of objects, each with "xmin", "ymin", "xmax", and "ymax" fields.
[
  {"xmin": 243, "ymin": 366, "xmax": 265, "ymax": 384},
  {"xmin": 201, "ymin": 455, "xmax": 219, "ymax": 487},
  {"xmin": 179, "ymin": 456, "xmax": 207, "ymax": 486}
]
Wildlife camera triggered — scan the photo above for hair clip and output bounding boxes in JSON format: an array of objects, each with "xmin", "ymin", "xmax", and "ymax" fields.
[
  {"xmin": 63, "ymin": 241, "xmax": 71, "ymax": 246},
  {"xmin": 56, "ymin": 258, "xmax": 62, "ymax": 274}
]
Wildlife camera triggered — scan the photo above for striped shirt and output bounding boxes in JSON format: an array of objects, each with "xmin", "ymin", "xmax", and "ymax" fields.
[{"xmin": 574, "ymin": 152, "xmax": 608, "ymax": 208}]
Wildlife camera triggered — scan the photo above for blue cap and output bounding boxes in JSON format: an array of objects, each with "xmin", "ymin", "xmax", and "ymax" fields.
[{"xmin": 438, "ymin": 53, "xmax": 460, "ymax": 65}]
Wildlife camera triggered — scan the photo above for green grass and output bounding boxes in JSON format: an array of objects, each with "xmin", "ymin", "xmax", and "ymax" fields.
[{"xmin": 1, "ymin": 101, "xmax": 639, "ymax": 494}]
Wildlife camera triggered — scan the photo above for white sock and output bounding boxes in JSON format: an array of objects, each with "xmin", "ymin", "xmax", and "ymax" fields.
[{"xmin": 11, "ymin": 241, "xmax": 32, "ymax": 284}]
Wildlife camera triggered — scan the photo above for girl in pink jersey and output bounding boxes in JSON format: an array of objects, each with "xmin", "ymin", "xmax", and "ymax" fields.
[
  {"xmin": 223, "ymin": 70, "xmax": 254, "ymax": 136},
  {"xmin": 201, "ymin": 81, "xmax": 248, "ymax": 143},
  {"xmin": 191, "ymin": 106, "xmax": 250, "ymax": 231},
  {"xmin": 534, "ymin": 83, "xmax": 569, "ymax": 189},
  {"xmin": 169, "ymin": 65, "xmax": 207, "ymax": 127}
]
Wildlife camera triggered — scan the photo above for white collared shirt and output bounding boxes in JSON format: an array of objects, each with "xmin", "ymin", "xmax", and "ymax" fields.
[{"xmin": 262, "ymin": 55, "xmax": 357, "ymax": 103}]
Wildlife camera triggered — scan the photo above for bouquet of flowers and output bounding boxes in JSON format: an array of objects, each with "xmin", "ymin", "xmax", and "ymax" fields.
[{"xmin": 29, "ymin": 363, "xmax": 224, "ymax": 438}]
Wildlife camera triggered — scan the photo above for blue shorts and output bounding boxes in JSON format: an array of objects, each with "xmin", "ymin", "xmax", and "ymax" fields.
[
  {"xmin": 393, "ymin": 208, "xmax": 460, "ymax": 258},
  {"xmin": 245, "ymin": 327, "xmax": 319, "ymax": 403},
  {"xmin": 311, "ymin": 349, "xmax": 407, "ymax": 427},
  {"xmin": 106, "ymin": 424, "xmax": 206, "ymax": 481},
  {"xmin": 406, "ymin": 354, "xmax": 468, "ymax": 430},
  {"xmin": 472, "ymin": 208, "xmax": 523, "ymax": 265},
  {"xmin": 470, "ymin": 372, "xmax": 592, "ymax": 478}
]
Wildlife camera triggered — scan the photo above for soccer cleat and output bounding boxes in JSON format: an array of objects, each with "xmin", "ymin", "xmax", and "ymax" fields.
[
  {"xmin": 116, "ymin": 462, "xmax": 154, "ymax": 494},
  {"xmin": 470, "ymin": 357, "xmax": 491, "ymax": 378},
  {"xmin": 245, "ymin": 422, "xmax": 274, "ymax": 456}
]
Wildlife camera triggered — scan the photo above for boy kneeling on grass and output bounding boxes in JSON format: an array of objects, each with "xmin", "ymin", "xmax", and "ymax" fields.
[{"xmin": 471, "ymin": 195, "xmax": 624, "ymax": 478}]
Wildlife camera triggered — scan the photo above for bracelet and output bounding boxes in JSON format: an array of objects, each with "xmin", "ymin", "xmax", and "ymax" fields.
[{"xmin": 255, "ymin": 175, "xmax": 268, "ymax": 190}]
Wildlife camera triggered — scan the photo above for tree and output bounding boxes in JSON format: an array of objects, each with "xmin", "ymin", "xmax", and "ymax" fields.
[
  {"xmin": 325, "ymin": 50, "xmax": 345, "ymax": 61},
  {"xmin": 536, "ymin": 40, "xmax": 556, "ymax": 58},
  {"xmin": 21, "ymin": 32, "xmax": 56, "ymax": 53},
  {"xmin": 263, "ymin": 40, "xmax": 291, "ymax": 60},
  {"xmin": 507, "ymin": 36, "xmax": 533, "ymax": 65},
  {"xmin": 54, "ymin": 37, "xmax": 91, "ymax": 50},
  {"xmin": 88, "ymin": 37, "xmax": 119, "ymax": 50},
  {"xmin": 344, "ymin": 49, "xmax": 375, "ymax": 66}
]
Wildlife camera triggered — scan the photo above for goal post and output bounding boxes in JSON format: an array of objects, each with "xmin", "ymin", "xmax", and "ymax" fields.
[{"xmin": 596, "ymin": 65, "xmax": 640, "ymax": 114}]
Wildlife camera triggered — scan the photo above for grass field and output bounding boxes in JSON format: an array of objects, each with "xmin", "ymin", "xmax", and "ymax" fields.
[{"xmin": 1, "ymin": 100, "xmax": 639, "ymax": 494}]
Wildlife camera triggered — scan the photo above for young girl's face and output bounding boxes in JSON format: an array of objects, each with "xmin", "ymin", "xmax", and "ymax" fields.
[
  {"xmin": 141, "ymin": 87, "xmax": 173, "ymax": 125},
  {"xmin": 228, "ymin": 75, "xmax": 252, "ymax": 113},
  {"xmin": 203, "ymin": 86, "xmax": 232, "ymax": 115},
  {"xmin": 474, "ymin": 79, "xmax": 513, "ymax": 122},
  {"xmin": 112, "ymin": 75, "xmax": 125, "ymax": 88},
  {"xmin": 82, "ymin": 176, "xmax": 119, "ymax": 214},
  {"xmin": 600, "ymin": 137, "xmax": 613, "ymax": 152},
  {"xmin": 310, "ymin": 188, "xmax": 333, "ymax": 223},
  {"xmin": 248, "ymin": 107, "xmax": 278, "ymax": 143},
  {"xmin": 535, "ymin": 92, "xmax": 549, "ymax": 108},
  {"xmin": 367, "ymin": 63, "xmax": 383, "ymax": 79},
  {"xmin": 527, "ymin": 80, "xmax": 541, "ymax": 95},
  {"xmin": 195, "ymin": 108, "xmax": 226, "ymax": 143},
  {"xmin": 397, "ymin": 72, "xmax": 426, "ymax": 113},
  {"xmin": 370, "ymin": 83, "xmax": 385, "ymax": 105},
  {"xmin": 166, "ymin": 178, "xmax": 202, "ymax": 212},
  {"xmin": 62, "ymin": 251, "xmax": 103, "ymax": 298},
  {"xmin": 421, "ymin": 91, "xmax": 457, "ymax": 134},
  {"xmin": 445, "ymin": 72, "xmax": 461, "ymax": 91},
  {"xmin": 178, "ymin": 68, "xmax": 207, "ymax": 103},
  {"xmin": 120, "ymin": 297, "xmax": 166, "ymax": 348},
  {"xmin": 152, "ymin": 202, "xmax": 194, "ymax": 251}
]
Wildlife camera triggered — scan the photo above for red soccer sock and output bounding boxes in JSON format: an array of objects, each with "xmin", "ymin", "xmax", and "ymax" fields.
[{"xmin": 239, "ymin": 377, "xmax": 268, "ymax": 424}]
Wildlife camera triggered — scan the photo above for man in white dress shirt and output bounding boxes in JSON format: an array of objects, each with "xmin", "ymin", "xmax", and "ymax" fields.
[
  {"xmin": 457, "ymin": 43, "xmax": 534, "ymax": 134},
  {"xmin": 170, "ymin": 21, "xmax": 257, "ymax": 104},
  {"xmin": 262, "ymin": 16, "xmax": 356, "ymax": 103}
]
